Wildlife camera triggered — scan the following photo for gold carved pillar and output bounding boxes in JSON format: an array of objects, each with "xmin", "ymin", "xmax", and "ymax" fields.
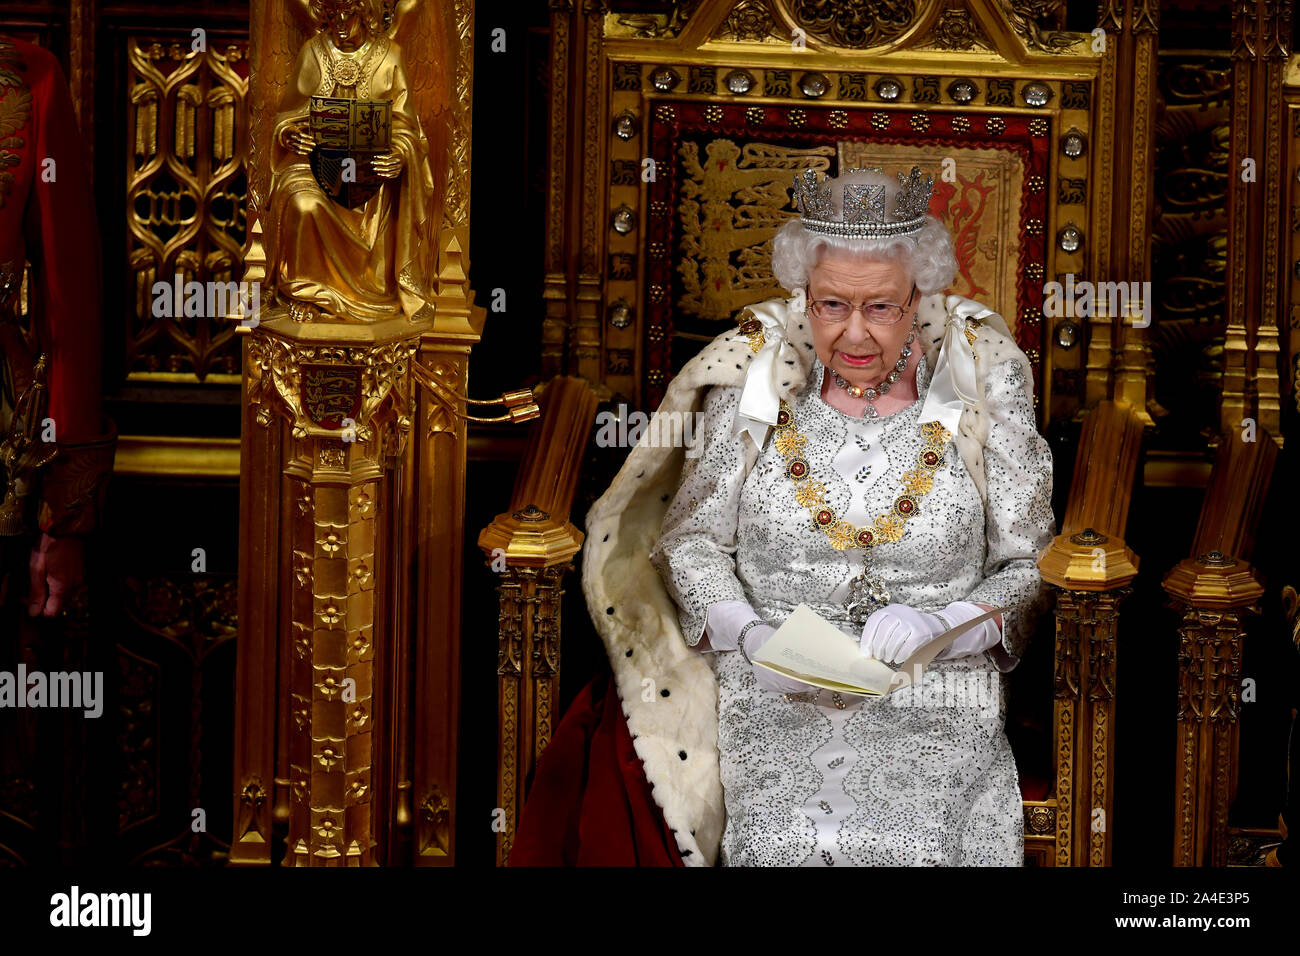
[
  {"xmin": 486, "ymin": 556, "xmax": 572, "ymax": 866},
  {"xmin": 412, "ymin": 270, "xmax": 477, "ymax": 864},
  {"xmin": 1040, "ymin": 583, "xmax": 1132, "ymax": 866},
  {"xmin": 1286, "ymin": 50, "xmax": 1300, "ymax": 409},
  {"xmin": 541, "ymin": 1, "xmax": 607, "ymax": 383},
  {"xmin": 405, "ymin": 0, "xmax": 483, "ymax": 865},
  {"xmin": 1223, "ymin": 0, "xmax": 1289, "ymax": 444},
  {"xmin": 1163, "ymin": 579, "xmax": 1260, "ymax": 867},
  {"xmin": 1086, "ymin": 1, "xmax": 1156, "ymax": 422},
  {"xmin": 1162, "ymin": 429, "xmax": 1277, "ymax": 865},
  {"xmin": 237, "ymin": 316, "xmax": 426, "ymax": 866},
  {"xmin": 542, "ymin": 0, "xmax": 575, "ymax": 380},
  {"xmin": 1038, "ymin": 401, "xmax": 1145, "ymax": 866}
]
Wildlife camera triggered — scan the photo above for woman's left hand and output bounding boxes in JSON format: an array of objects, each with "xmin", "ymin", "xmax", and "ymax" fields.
[
  {"xmin": 933, "ymin": 601, "xmax": 1003, "ymax": 661},
  {"xmin": 859, "ymin": 603, "xmax": 948, "ymax": 665}
]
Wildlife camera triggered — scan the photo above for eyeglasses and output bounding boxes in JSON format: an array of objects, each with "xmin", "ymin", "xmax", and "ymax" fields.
[{"xmin": 806, "ymin": 283, "xmax": 917, "ymax": 326}]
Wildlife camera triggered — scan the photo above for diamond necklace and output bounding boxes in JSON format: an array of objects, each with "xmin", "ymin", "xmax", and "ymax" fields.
[{"xmin": 829, "ymin": 316, "xmax": 918, "ymax": 419}]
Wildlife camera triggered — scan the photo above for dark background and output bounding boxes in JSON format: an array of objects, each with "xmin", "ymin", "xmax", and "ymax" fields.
[{"xmin": 0, "ymin": 0, "xmax": 1294, "ymax": 869}]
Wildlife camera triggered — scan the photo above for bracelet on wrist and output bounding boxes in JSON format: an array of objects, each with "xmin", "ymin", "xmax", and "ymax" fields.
[{"xmin": 737, "ymin": 619, "xmax": 766, "ymax": 664}]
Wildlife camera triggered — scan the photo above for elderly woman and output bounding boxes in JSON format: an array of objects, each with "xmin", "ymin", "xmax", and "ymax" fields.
[{"xmin": 569, "ymin": 166, "xmax": 1055, "ymax": 868}]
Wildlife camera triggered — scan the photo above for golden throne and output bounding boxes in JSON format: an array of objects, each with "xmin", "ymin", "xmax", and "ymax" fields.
[{"xmin": 488, "ymin": 0, "xmax": 1163, "ymax": 866}]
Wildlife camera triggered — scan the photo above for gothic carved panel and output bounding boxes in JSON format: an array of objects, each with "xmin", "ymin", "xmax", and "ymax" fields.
[
  {"xmin": 124, "ymin": 37, "xmax": 249, "ymax": 382},
  {"xmin": 1149, "ymin": 54, "xmax": 1231, "ymax": 449},
  {"xmin": 786, "ymin": 0, "xmax": 920, "ymax": 49},
  {"xmin": 118, "ymin": 573, "xmax": 238, "ymax": 865}
]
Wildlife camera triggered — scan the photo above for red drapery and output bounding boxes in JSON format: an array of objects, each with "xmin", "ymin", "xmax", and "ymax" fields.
[{"xmin": 508, "ymin": 673, "xmax": 685, "ymax": 867}]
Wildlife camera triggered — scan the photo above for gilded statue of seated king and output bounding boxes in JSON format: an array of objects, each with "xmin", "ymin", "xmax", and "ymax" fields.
[{"xmin": 263, "ymin": 0, "xmax": 437, "ymax": 322}]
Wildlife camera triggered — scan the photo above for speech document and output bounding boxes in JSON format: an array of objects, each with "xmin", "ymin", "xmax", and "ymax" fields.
[{"xmin": 750, "ymin": 603, "xmax": 1015, "ymax": 696}]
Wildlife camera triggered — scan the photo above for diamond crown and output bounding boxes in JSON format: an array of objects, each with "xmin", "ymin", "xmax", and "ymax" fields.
[{"xmin": 792, "ymin": 165, "xmax": 935, "ymax": 239}]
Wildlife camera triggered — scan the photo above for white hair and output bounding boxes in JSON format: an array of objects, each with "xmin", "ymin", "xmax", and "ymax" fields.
[{"xmin": 770, "ymin": 168, "xmax": 958, "ymax": 296}]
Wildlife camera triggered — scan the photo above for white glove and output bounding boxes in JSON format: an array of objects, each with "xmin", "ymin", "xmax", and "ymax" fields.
[
  {"xmin": 705, "ymin": 600, "xmax": 818, "ymax": 694},
  {"xmin": 859, "ymin": 603, "xmax": 945, "ymax": 664},
  {"xmin": 860, "ymin": 601, "xmax": 1002, "ymax": 665},
  {"xmin": 933, "ymin": 601, "xmax": 1004, "ymax": 661},
  {"xmin": 703, "ymin": 600, "xmax": 758, "ymax": 652}
]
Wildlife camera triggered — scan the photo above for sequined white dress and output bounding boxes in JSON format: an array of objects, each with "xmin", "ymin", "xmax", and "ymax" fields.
[{"xmin": 649, "ymin": 352, "xmax": 1056, "ymax": 866}]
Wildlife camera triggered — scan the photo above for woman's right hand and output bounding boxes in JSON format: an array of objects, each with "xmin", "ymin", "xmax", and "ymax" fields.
[
  {"xmin": 705, "ymin": 601, "xmax": 819, "ymax": 694},
  {"xmin": 707, "ymin": 606, "xmax": 816, "ymax": 697}
]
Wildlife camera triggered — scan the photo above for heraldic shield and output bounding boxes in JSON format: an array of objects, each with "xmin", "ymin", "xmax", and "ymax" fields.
[
  {"xmin": 308, "ymin": 96, "xmax": 393, "ymax": 209},
  {"xmin": 299, "ymin": 362, "xmax": 362, "ymax": 429}
]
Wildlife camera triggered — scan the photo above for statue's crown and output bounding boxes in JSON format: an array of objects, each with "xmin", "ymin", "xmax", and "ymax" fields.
[{"xmin": 792, "ymin": 165, "xmax": 935, "ymax": 238}]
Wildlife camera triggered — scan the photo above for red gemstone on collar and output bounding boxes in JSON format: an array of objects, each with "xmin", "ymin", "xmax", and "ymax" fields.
[
  {"xmin": 816, "ymin": 509, "xmax": 833, "ymax": 525},
  {"xmin": 777, "ymin": 409, "xmax": 790, "ymax": 426},
  {"xmin": 856, "ymin": 529, "xmax": 873, "ymax": 546},
  {"xmin": 922, "ymin": 450, "xmax": 939, "ymax": 466},
  {"xmin": 896, "ymin": 496, "xmax": 915, "ymax": 515},
  {"xmin": 788, "ymin": 458, "xmax": 808, "ymax": 479}
]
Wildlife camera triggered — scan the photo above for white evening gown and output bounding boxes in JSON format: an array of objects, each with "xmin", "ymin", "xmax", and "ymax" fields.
[{"xmin": 650, "ymin": 352, "xmax": 1056, "ymax": 866}]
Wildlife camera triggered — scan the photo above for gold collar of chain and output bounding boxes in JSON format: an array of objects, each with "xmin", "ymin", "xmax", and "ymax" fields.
[{"xmin": 773, "ymin": 399, "xmax": 951, "ymax": 552}]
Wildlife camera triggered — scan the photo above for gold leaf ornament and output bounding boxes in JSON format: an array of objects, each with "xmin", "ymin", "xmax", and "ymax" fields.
[
  {"xmin": 794, "ymin": 479, "xmax": 826, "ymax": 507},
  {"xmin": 774, "ymin": 428, "xmax": 807, "ymax": 457},
  {"xmin": 736, "ymin": 308, "xmax": 766, "ymax": 353},
  {"xmin": 0, "ymin": 85, "xmax": 31, "ymax": 137}
]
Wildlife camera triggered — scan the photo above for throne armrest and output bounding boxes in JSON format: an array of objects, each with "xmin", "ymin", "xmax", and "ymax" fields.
[
  {"xmin": 477, "ymin": 376, "xmax": 601, "ymax": 866},
  {"xmin": 1029, "ymin": 400, "xmax": 1146, "ymax": 867},
  {"xmin": 1162, "ymin": 426, "xmax": 1278, "ymax": 866}
]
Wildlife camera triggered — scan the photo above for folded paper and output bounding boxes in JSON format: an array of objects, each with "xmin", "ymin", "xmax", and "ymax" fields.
[{"xmin": 751, "ymin": 602, "xmax": 1016, "ymax": 696}]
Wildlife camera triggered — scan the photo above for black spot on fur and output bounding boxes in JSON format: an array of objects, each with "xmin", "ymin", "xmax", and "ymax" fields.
[
  {"xmin": 661, "ymin": 493, "xmax": 669, "ymax": 501},
  {"xmin": 678, "ymin": 750, "xmax": 687, "ymax": 760},
  {"xmin": 606, "ymin": 606, "xmax": 615, "ymax": 615},
  {"xmin": 681, "ymin": 849, "xmax": 692, "ymax": 857},
  {"xmin": 636, "ymin": 471, "xmax": 645, "ymax": 478},
  {"xmin": 782, "ymin": 381, "xmax": 788, "ymax": 386},
  {"xmin": 603, "ymin": 534, "xmax": 609, "ymax": 542},
  {"xmin": 785, "ymin": 360, "xmax": 794, "ymax": 365},
  {"xmin": 735, "ymin": 363, "xmax": 742, "ymax": 369},
  {"xmin": 660, "ymin": 688, "xmax": 670, "ymax": 698},
  {"xmin": 625, "ymin": 649, "xmax": 633, "ymax": 657}
]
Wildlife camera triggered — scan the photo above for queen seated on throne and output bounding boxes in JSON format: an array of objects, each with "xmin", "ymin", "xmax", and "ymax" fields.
[{"xmin": 511, "ymin": 166, "xmax": 1057, "ymax": 867}]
